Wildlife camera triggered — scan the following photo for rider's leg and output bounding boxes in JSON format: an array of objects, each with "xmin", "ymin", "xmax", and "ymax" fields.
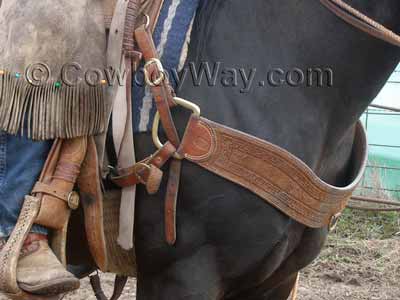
[
  {"xmin": 0, "ymin": 132, "xmax": 79, "ymax": 295},
  {"xmin": 0, "ymin": 132, "xmax": 50, "ymax": 239}
]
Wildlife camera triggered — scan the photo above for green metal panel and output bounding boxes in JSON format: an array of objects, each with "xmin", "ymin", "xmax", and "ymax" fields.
[{"xmin": 360, "ymin": 109, "xmax": 400, "ymax": 199}]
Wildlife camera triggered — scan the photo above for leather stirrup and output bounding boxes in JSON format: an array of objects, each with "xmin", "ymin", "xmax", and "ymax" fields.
[
  {"xmin": 89, "ymin": 273, "xmax": 128, "ymax": 300},
  {"xmin": 0, "ymin": 138, "xmax": 87, "ymax": 300}
]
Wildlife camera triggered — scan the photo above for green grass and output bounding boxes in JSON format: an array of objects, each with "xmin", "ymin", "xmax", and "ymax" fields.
[{"xmin": 331, "ymin": 208, "xmax": 400, "ymax": 240}]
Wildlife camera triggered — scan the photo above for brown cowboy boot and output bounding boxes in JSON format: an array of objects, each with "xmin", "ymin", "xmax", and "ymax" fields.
[{"xmin": 14, "ymin": 234, "xmax": 79, "ymax": 295}]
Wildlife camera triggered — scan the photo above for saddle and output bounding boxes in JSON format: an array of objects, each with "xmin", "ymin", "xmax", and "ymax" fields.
[
  {"xmin": 0, "ymin": 1, "xmax": 162, "ymax": 299},
  {"xmin": 4, "ymin": 0, "xmax": 396, "ymax": 299}
]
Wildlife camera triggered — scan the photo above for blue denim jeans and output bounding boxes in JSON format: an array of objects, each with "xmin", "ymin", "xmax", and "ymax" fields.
[{"xmin": 0, "ymin": 132, "xmax": 52, "ymax": 238}]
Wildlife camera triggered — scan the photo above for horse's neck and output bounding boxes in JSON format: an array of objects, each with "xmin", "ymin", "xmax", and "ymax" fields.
[{"xmin": 179, "ymin": 0, "xmax": 400, "ymax": 180}]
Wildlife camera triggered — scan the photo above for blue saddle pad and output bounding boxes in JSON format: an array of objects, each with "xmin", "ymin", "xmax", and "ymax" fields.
[{"xmin": 132, "ymin": 0, "xmax": 200, "ymax": 133}]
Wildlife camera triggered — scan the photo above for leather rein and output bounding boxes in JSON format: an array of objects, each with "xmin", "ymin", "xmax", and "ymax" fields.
[{"xmin": 320, "ymin": 0, "xmax": 400, "ymax": 47}]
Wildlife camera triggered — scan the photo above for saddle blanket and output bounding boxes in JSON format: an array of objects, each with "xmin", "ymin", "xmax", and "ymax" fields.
[{"xmin": 132, "ymin": 0, "xmax": 201, "ymax": 132}]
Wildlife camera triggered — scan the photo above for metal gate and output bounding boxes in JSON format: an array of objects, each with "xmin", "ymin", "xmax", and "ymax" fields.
[{"xmin": 351, "ymin": 104, "xmax": 400, "ymax": 209}]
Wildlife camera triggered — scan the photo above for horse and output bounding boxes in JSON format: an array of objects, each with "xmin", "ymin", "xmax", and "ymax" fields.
[{"xmin": 129, "ymin": 1, "xmax": 400, "ymax": 299}]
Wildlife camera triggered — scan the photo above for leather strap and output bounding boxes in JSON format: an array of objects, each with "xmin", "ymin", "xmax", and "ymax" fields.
[
  {"xmin": 177, "ymin": 115, "xmax": 368, "ymax": 228},
  {"xmin": 97, "ymin": 0, "xmax": 130, "ymax": 173},
  {"xmin": 113, "ymin": 56, "xmax": 137, "ymax": 250},
  {"xmin": 111, "ymin": 142, "xmax": 176, "ymax": 188},
  {"xmin": 123, "ymin": 0, "xmax": 142, "ymax": 60},
  {"xmin": 135, "ymin": 25, "xmax": 180, "ymax": 147},
  {"xmin": 104, "ymin": 0, "xmax": 118, "ymax": 30},
  {"xmin": 35, "ymin": 138, "xmax": 87, "ymax": 230},
  {"xmin": 109, "ymin": 0, "xmax": 141, "ymax": 251},
  {"xmin": 320, "ymin": 0, "xmax": 400, "ymax": 48},
  {"xmin": 89, "ymin": 274, "xmax": 128, "ymax": 300},
  {"xmin": 134, "ymin": 0, "xmax": 165, "ymax": 34},
  {"xmin": 134, "ymin": 24, "xmax": 182, "ymax": 245},
  {"xmin": 32, "ymin": 182, "xmax": 70, "ymax": 203},
  {"xmin": 52, "ymin": 161, "xmax": 81, "ymax": 183},
  {"xmin": 165, "ymin": 159, "xmax": 181, "ymax": 245},
  {"xmin": 103, "ymin": 0, "xmax": 164, "ymax": 33},
  {"xmin": 77, "ymin": 137, "xmax": 108, "ymax": 271}
]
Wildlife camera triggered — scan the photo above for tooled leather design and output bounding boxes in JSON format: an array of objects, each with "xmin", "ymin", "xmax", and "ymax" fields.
[
  {"xmin": 178, "ymin": 116, "xmax": 216, "ymax": 162},
  {"xmin": 202, "ymin": 131, "xmax": 350, "ymax": 226},
  {"xmin": 0, "ymin": 196, "xmax": 40, "ymax": 294},
  {"xmin": 181, "ymin": 118, "xmax": 367, "ymax": 228},
  {"xmin": 209, "ymin": 134, "xmax": 339, "ymax": 224}
]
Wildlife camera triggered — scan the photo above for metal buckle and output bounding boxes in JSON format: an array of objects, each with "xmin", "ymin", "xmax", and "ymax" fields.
[
  {"xmin": 143, "ymin": 13, "xmax": 150, "ymax": 29},
  {"xmin": 329, "ymin": 213, "xmax": 341, "ymax": 231},
  {"xmin": 67, "ymin": 191, "xmax": 80, "ymax": 210},
  {"xmin": 144, "ymin": 58, "xmax": 166, "ymax": 87},
  {"xmin": 152, "ymin": 97, "xmax": 201, "ymax": 159}
]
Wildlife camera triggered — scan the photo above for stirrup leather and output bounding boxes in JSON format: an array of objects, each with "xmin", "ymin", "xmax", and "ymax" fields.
[{"xmin": 0, "ymin": 138, "xmax": 87, "ymax": 300}]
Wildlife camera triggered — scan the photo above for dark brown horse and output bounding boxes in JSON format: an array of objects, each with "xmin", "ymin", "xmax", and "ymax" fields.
[{"xmin": 129, "ymin": 1, "xmax": 400, "ymax": 299}]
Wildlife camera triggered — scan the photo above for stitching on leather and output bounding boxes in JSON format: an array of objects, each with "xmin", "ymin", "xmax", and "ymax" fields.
[{"xmin": 184, "ymin": 120, "xmax": 216, "ymax": 162}]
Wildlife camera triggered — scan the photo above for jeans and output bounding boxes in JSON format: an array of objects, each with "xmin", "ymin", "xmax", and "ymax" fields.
[{"xmin": 0, "ymin": 132, "xmax": 52, "ymax": 239}]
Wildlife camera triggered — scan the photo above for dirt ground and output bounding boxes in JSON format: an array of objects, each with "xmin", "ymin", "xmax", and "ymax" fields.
[
  {"xmin": 297, "ymin": 238, "xmax": 400, "ymax": 300},
  {"xmin": 1, "ymin": 238, "xmax": 398, "ymax": 300}
]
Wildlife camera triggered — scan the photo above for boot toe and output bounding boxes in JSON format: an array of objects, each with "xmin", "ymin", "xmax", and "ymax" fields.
[{"xmin": 17, "ymin": 240, "xmax": 80, "ymax": 295}]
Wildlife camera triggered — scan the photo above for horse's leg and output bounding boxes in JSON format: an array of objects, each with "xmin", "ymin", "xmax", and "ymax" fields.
[
  {"xmin": 261, "ymin": 273, "xmax": 298, "ymax": 300},
  {"xmin": 224, "ymin": 272, "xmax": 298, "ymax": 300},
  {"xmin": 136, "ymin": 246, "xmax": 223, "ymax": 300}
]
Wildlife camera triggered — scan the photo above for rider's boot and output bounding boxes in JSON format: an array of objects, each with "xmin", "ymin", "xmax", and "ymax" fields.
[{"xmin": 14, "ymin": 233, "xmax": 79, "ymax": 295}]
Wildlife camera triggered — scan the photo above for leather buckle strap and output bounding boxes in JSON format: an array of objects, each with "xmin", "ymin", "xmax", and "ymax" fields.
[
  {"xmin": 164, "ymin": 159, "xmax": 181, "ymax": 245},
  {"xmin": 111, "ymin": 142, "xmax": 176, "ymax": 193},
  {"xmin": 112, "ymin": 163, "xmax": 163, "ymax": 195},
  {"xmin": 144, "ymin": 58, "xmax": 166, "ymax": 86},
  {"xmin": 135, "ymin": 25, "xmax": 180, "ymax": 147},
  {"xmin": 32, "ymin": 182, "xmax": 80, "ymax": 210},
  {"xmin": 152, "ymin": 97, "xmax": 201, "ymax": 156}
]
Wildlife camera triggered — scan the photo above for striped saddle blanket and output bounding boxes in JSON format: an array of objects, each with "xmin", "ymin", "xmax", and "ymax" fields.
[{"xmin": 132, "ymin": 0, "xmax": 200, "ymax": 133}]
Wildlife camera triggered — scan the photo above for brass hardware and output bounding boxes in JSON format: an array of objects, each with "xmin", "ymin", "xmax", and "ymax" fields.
[
  {"xmin": 67, "ymin": 191, "xmax": 80, "ymax": 210},
  {"xmin": 143, "ymin": 14, "xmax": 150, "ymax": 29},
  {"xmin": 152, "ymin": 97, "xmax": 201, "ymax": 159},
  {"xmin": 329, "ymin": 213, "xmax": 341, "ymax": 231},
  {"xmin": 144, "ymin": 58, "xmax": 166, "ymax": 87}
]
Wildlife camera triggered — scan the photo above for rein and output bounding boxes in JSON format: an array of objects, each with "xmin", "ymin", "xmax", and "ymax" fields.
[{"xmin": 320, "ymin": 0, "xmax": 400, "ymax": 47}]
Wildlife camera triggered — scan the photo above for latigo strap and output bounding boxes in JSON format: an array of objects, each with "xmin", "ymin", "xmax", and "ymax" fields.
[{"xmin": 135, "ymin": 25, "xmax": 183, "ymax": 246}]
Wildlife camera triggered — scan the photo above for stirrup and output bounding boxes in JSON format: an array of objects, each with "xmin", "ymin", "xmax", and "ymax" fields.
[
  {"xmin": 0, "ymin": 138, "xmax": 87, "ymax": 299},
  {"xmin": 0, "ymin": 196, "xmax": 63, "ymax": 300}
]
